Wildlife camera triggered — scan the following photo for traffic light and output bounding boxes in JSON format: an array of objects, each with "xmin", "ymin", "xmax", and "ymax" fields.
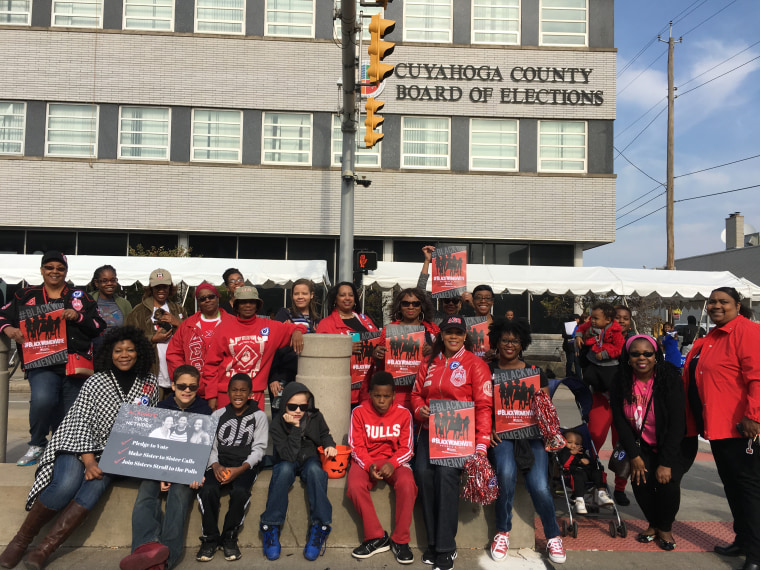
[
  {"xmin": 364, "ymin": 97, "xmax": 384, "ymax": 148},
  {"xmin": 367, "ymin": 12, "xmax": 395, "ymax": 84},
  {"xmin": 354, "ymin": 250, "xmax": 378, "ymax": 274}
]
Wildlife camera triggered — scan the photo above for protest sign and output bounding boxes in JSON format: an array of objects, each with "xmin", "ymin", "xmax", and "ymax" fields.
[
  {"xmin": 101, "ymin": 405, "xmax": 218, "ymax": 485},
  {"xmin": 492, "ymin": 368, "xmax": 541, "ymax": 438},
  {"xmin": 465, "ymin": 316, "xmax": 490, "ymax": 358},
  {"xmin": 351, "ymin": 331, "xmax": 381, "ymax": 392},
  {"xmin": 19, "ymin": 302, "xmax": 67, "ymax": 369},
  {"xmin": 431, "ymin": 246, "xmax": 467, "ymax": 298},
  {"xmin": 428, "ymin": 399, "xmax": 475, "ymax": 468},
  {"xmin": 385, "ymin": 324, "xmax": 425, "ymax": 387}
]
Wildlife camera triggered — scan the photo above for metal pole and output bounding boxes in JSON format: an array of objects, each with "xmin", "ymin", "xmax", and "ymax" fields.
[
  {"xmin": 0, "ymin": 335, "xmax": 10, "ymax": 462},
  {"xmin": 339, "ymin": 1, "xmax": 357, "ymax": 283}
]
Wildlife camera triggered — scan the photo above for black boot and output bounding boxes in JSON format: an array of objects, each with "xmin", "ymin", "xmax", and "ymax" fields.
[
  {"xmin": 0, "ymin": 501, "xmax": 57, "ymax": 569},
  {"xmin": 23, "ymin": 501, "xmax": 89, "ymax": 569}
]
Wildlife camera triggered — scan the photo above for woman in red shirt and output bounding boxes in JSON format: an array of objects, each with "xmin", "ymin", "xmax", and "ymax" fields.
[{"xmin": 683, "ymin": 287, "xmax": 760, "ymax": 567}]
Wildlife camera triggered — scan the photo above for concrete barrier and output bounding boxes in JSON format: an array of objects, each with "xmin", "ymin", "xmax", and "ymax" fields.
[{"xmin": 0, "ymin": 465, "xmax": 536, "ymax": 550}]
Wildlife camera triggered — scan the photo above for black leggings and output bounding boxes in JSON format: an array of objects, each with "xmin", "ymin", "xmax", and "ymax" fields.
[{"xmin": 630, "ymin": 442, "xmax": 685, "ymax": 533}]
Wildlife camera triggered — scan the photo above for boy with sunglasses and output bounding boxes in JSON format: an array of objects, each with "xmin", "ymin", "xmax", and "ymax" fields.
[
  {"xmin": 260, "ymin": 382, "xmax": 337, "ymax": 562},
  {"xmin": 122, "ymin": 365, "xmax": 212, "ymax": 570}
]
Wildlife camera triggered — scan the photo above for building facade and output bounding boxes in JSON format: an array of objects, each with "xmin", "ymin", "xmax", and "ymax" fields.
[{"xmin": 0, "ymin": 0, "xmax": 616, "ymax": 309}]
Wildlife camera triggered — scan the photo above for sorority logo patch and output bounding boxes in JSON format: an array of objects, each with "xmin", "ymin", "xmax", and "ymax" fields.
[
  {"xmin": 25, "ymin": 298, "xmax": 36, "ymax": 305},
  {"xmin": 72, "ymin": 290, "xmax": 83, "ymax": 298},
  {"xmin": 449, "ymin": 361, "xmax": 461, "ymax": 370},
  {"xmin": 450, "ymin": 366, "xmax": 467, "ymax": 387},
  {"xmin": 156, "ymin": 272, "xmax": 163, "ymax": 279},
  {"xmin": 72, "ymin": 299, "xmax": 83, "ymax": 311},
  {"xmin": 261, "ymin": 327, "xmax": 270, "ymax": 336}
]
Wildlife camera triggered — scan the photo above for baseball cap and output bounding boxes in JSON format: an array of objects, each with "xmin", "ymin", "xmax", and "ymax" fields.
[
  {"xmin": 440, "ymin": 314, "xmax": 467, "ymax": 332},
  {"xmin": 233, "ymin": 285, "xmax": 262, "ymax": 307},
  {"xmin": 41, "ymin": 251, "xmax": 68, "ymax": 269},
  {"xmin": 149, "ymin": 268, "xmax": 173, "ymax": 287}
]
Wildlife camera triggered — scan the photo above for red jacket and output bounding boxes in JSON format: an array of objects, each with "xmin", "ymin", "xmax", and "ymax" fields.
[
  {"xmin": 349, "ymin": 401, "xmax": 414, "ymax": 471},
  {"xmin": 200, "ymin": 315, "xmax": 305, "ymax": 399},
  {"xmin": 684, "ymin": 315, "xmax": 760, "ymax": 440},
  {"xmin": 575, "ymin": 319, "xmax": 624, "ymax": 361},
  {"xmin": 411, "ymin": 347, "xmax": 493, "ymax": 454},
  {"xmin": 166, "ymin": 310, "xmax": 232, "ymax": 379}
]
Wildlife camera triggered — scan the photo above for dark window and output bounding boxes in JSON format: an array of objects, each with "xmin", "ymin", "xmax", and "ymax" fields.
[
  {"xmin": 78, "ymin": 232, "xmax": 128, "ymax": 256},
  {"xmin": 493, "ymin": 293, "xmax": 529, "ymax": 325},
  {"xmin": 189, "ymin": 234, "xmax": 237, "ymax": 258},
  {"xmin": 258, "ymin": 287, "xmax": 286, "ymax": 317},
  {"xmin": 393, "ymin": 240, "xmax": 437, "ymax": 262},
  {"xmin": 128, "ymin": 233, "xmax": 179, "ymax": 253},
  {"xmin": 287, "ymin": 237, "xmax": 336, "ymax": 282},
  {"xmin": 530, "ymin": 293, "xmax": 566, "ymax": 334},
  {"xmin": 354, "ymin": 239, "xmax": 384, "ymax": 261},
  {"xmin": 0, "ymin": 230, "xmax": 25, "ymax": 254},
  {"xmin": 486, "ymin": 244, "xmax": 528, "ymax": 265},
  {"xmin": 531, "ymin": 244, "xmax": 575, "ymax": 266},
  {"xmin": 238, "ymin": 236, "xmax": 286, "ymax": 260},
  {"xmin": 27, "ymin": 231, "xmax": 76, "ymax": 255}
]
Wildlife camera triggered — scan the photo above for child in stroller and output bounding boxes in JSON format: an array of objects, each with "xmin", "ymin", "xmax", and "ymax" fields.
[{"xmin": 556, "ymin": 428, "xmax": 614, "ymax": 514}]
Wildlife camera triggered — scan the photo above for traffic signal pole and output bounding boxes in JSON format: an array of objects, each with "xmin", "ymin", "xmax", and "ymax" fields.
[{"xmin": 338, "ymin": 0, "xmax": 357, "ymax": 284}]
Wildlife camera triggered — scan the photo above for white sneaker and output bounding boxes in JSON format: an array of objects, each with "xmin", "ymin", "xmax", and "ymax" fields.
[
  {"xmin": 573, "ymin": 497, "xmax": 587, "ymax": 514},
  {"xmin": 596, "ymin": 489, "xmax": 614, "ymax": 507},
  {"xmin": 546, "ymin": 537, "xmax": 566, "ymax": 564},
  {"xmin": 17, "ymin": 445, "xmax": 44, "ymax": 466},
  {"xmin": 490, "ymin": 532, "xmax": 509, "ymax": 561}
]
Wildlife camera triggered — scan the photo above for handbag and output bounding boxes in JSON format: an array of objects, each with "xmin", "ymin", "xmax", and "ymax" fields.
[
  {"xmin": 66, "ymin": 352, "xmax": 94, "ymax": 379},
  {"xmin": 607, "ymin": 392, "xmax": 654, "ymax": 479}
]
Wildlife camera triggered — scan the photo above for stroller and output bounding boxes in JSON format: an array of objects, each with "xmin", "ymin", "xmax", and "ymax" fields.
[{"xmin": 548, "ymin": 375, "xmax": 627, "ymax": 539}]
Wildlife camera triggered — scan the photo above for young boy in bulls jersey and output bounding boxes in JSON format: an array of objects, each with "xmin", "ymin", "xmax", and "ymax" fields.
[{"xmin": 347, "ymin": 372, "xmax": 417, "ymax": 564}]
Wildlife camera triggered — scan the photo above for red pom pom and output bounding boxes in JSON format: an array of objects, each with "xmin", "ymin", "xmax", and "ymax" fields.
[
  {"xmin": 532, "ymin": 390, "xmax": 567, "ymax": 452},
  {"xmin": 461, "ymin": 454, "xmax": 499, "ymax": 505}
]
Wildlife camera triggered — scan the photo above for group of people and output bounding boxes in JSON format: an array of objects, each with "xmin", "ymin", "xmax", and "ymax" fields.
[{"xmin": 0, "ymin": 249, "xmax": 758, "ymax": 570}]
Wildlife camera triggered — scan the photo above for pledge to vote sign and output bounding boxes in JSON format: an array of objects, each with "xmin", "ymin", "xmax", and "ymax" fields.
[{"xmin": 101, "ymin": 405, "xmax": 218, "ymax": 485}]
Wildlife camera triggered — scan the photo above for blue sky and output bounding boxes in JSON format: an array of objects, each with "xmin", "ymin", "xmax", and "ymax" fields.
[{"xmin": 584, "ymin": 0, "xmax": 760, "ymax": 268}]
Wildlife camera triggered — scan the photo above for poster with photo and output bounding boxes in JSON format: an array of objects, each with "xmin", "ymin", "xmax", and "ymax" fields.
[
  {"xmin": 431, "ymin": 246, "xmax": 467, "ymax": 298},
  {"xmin": 428, "ymin": 399, "xmax": 475, "ymax": 468},
  {"xmin": 351, "ymin": 331, "xmax": 381, "ymax": 392},
  {"xmin": 465, "ymin": 316, "xmax": 490, "ymax": 359},
  {"xmin": 492, "ymin": 368, "xmax": 540, "ymax": 437},
  {"xmin": 100, "ymin": 405, "xmax": 218, "ymax": 485},
  {"xmin": 18, "ymin": 302, "xmax": 67, "ymax": 369},
  {"xmin": 385, "ymin": 324, "xmax": 425, "ymax": 387}
]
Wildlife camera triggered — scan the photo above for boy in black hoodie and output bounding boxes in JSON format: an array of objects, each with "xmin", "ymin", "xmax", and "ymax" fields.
[
  {"xmin": 196, "ymin": 373, "xmax": 268, "ymax": 562},
  {"xmin": 259, "ymin": 382, "xmax": 337, "ymax": 562}
]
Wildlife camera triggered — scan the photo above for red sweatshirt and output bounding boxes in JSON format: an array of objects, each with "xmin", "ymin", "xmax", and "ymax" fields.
[
  {"xmin": 200, "ymin": 315, "xmax": 305, "ymax": 399},
  {"xmin": 166, "ymin": 310, "xmax": 232, "ymax": 379},
  {"xmin": 575, "ymin": 319, "xmax": 624, "ymax": 362},
  {"xmin": 349, "ymin": 401, "xmax": 414, "ymax": 470}
]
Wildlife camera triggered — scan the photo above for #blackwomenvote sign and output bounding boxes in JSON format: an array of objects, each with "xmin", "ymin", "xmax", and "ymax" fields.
[
  {"xmin": 428, "ymin": 399, "xmax": 475, "ymax": 468},
  {"xmin": 101, "ymin": 405, "xmax": 218, "ymax": 485},
  {"xmin": 493, "ymin": 368, "xmax": 540, "ymax": 438},
  {"xmin": 385, "ymin": 324, "xmax": 425, "ymax": 387},
  {"xmin": 431, "ymin": 246, "xmax": 467, "ymax": 298},
  {"xmin": 351, "ymin": 331, "xmax": 381, "ymax": 391},
  {"xmin": 19, "ymin": 302, "xmax": 67, "ymax": 369},
  {"xmin": 465, "ymin": 316, "xmax": 490, "ymax": 359}
]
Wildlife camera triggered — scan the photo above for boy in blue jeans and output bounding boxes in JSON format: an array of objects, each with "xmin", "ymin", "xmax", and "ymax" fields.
[
  {"xmin": 259, "ymin": 382, "xmax": 337, "ymax": 561},
  {"xmin": 196, "ymin": 373, "xmax": 268, "ymax": 562}
]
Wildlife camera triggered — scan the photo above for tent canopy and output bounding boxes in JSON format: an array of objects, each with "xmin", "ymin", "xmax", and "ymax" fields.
[
  {"xmin": 363, "ymin": 262, "xmax": 760, "ymax": 302},
  {"xmin": 0, "ymin": 254, "xmax": 331, "ymax": 289}
]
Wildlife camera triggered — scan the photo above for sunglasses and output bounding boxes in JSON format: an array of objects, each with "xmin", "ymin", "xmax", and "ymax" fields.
[
  {"xmin": 286, "ymin": 403, "xmax": 308, "ymax": 412},
  {"xmin": 42, "ymin": 265, "xmax": 66, "ymax": 271},
  {"xmin": 629, "ymin": 351, "xmax": 655, "ymax": 358},
  {"xmin": 400, "ymin": 300, "xmax": 421, "ymax": 308},
  {"xmin": 442, "ymin": 298, "xmax": 461, "ymax": 305},
  {"xmin": 175, "ymin": 383, "xmax": 199, "ymax": 392},
  {"xmin": 198, "ymin": 294, "xmax": 217, "ymax": 302}
]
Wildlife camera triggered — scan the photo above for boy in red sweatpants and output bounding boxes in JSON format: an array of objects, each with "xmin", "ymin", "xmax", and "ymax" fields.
[{"xmin": 347, "ymin": 372, "xmax": 417, "ymax": 564}]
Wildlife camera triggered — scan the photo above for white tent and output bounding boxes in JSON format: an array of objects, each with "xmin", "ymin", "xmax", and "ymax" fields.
[
  {"xmin": 0, "ymin": 254, "xmax": 331, "ymax": 288},
  {"xmin": 362, "ymin": 262, "xmax": 760, "ymax": 302}
]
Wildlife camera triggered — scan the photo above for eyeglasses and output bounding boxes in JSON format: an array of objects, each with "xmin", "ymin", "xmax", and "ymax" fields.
[
  {"xmin": 175, "ymin": 383, "xmax": 199, "ymax": 392},
  {"xmin": 198, "ymin": 294, "xmax": 217, "ymax": 302},
  {"xmin": 286, "ymin": 403, "xmax": 308, "ymax": 412},
  {"xmin": 499, "ymin": 338, "xmax": 521, "ymax": 346},
  {"xmin": 153, "ymin": 284, "xmax": 170, "ymax": 290},
  {"xmin": 474, "ymin": 296, "xmax": 494, "ymax": 302},
  {"xmin": 42, "ymin": 265, "xmax": 66, "ymax": 272},
  {"xmin": 99, "ymin": 278, "xmax": 118, "ymax": 284},
  {"xmin": 442, "ymin": 298, "xmax": 461, "ymax": 305},
  {"xmin": 400, "ymin": 300, "xmax": 421, "ymax": 308},
  {"xmin": 227, "ymin": 278, "xmax": 245, "ymax": 285},
  {"xmin": 629, "ymin": 351, "xmax": 655, "ymax": 358}
]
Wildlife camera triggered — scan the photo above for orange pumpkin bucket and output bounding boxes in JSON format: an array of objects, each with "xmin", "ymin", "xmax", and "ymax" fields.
[{"xmin": 318, "ymin": 445, "xmax": 352, "ymax": 479}]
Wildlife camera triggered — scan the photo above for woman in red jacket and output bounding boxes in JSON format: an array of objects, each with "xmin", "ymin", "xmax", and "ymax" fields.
[
  {"xmin": 316, "ymin": 282, "xmax": 378, "ymax": 405},
  {"xmin": 410, "ymin": 315, "xmax": 492, "ymax": 570},
  {"xmin": 683, "ymin": 287, "xmax": 760, "ymax": 568}
]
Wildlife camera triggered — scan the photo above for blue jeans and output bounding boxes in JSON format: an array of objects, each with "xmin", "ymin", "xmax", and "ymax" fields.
[
  {"xmin": 27, "ymin": 367, "xmax": 84, "ymax": 447},
  {"xmin": 260, "ymin": 456, "xmax": 331, "ymax": 527},
  {"xmin": 491, "ymin": 438, "xmax": 560, "ymax": 539},
  {"xmin": 132, "ymin": 480, "xmax": 195, "ymax": 569},
  {"xmin": 38, "ymin": 453, "xmax": 113, "ymax": 511}
]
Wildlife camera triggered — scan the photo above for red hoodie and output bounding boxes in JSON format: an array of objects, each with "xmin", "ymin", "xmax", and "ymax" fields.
[
  {"xmin": 166, "ymin": 310, "xmax": 232, "ymax": 379},
  {"xmin": 349, "ymin": 401, "xmax": 414, "ymax": 470},
  {"xmin": 200, "ymin": 315, "xmax": 305, "ymax": 400},
  {"xmin": 575, "ymin": 319, "xmax": 624, "ymax": 362}
]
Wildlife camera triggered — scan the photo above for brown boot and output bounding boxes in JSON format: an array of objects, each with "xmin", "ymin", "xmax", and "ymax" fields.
[
  {"xmin": 0, "ymin": 501, "xmax": 57, "ymax": 569},
  {"xmin": 23, "ymin": 501, "xmax": 89, "ymax": 570}
]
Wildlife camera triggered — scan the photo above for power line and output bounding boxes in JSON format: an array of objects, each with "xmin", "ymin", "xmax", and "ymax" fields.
[
  {"xmin": 676, "ymin": 153, "xmax": 760, "ymax": 178},
  {"xmin": 616, "ymin": 96, "xmax": 667, "ymax": 139},
  {"xmin": 679, "ymin": 39, "xmax": 760, "ymax": 88},
  {"xmin": 614, "ymin": 147, "xmax": 665, "ymax": 187},
  {"xmin": 616, "ymin": 183, "xmax": 663, "ymax": 213},
  {"xmin": 681, "ymin": 0, "xmax": 738, "ymax": 36},
  {"xmin": 615, "ymin": 105, "xmax": 668, "ymax": 156},
  {"xmin": 679, "ymin": 53, "xmax": 760, "ymax": 97},
  {"xmin": 618, "ymin": 51, "xmax": 667, "ymax": 96},
  {"xmin": 617, "ymin": 205, "xmax": 666, "ymax": 231}
]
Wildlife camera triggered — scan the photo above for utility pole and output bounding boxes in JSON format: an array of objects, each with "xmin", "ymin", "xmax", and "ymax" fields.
[
  {"xmin": 659, "ymin": 22, "xmax": 682, "ymax": 270},
  {"xmin": 338, "ymin": 1, "xmax": 357, "ymax": 283}
]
